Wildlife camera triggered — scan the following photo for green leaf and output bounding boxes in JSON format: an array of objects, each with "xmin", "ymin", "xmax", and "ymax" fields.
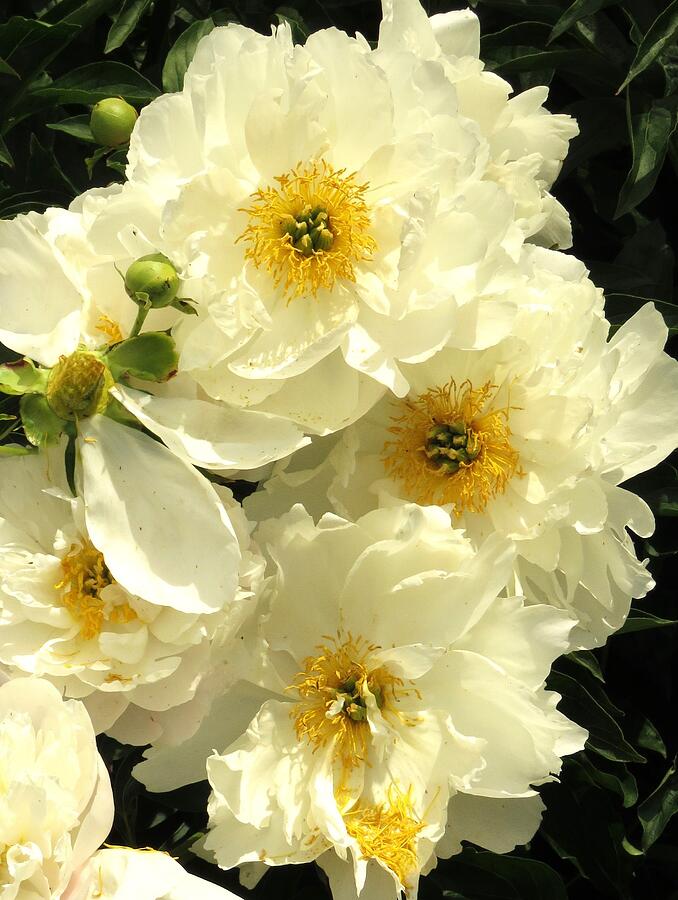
[
  {"xmin": 433, "ymin": 849, "xmax": 568, "ymax": 899},
  {"xmin": 549, "ymin": 671, "xmax": 646, "ymax": 764},
  {"xmin": 548, "ymin": 0, "xmax": 620, "ymax": 44},
  {"xmin": 638, "ymin": 759, "xmax": 678, "ymax": 850},
  {"xmin": 42, "ymin": 0, "xmax": 120, "ymax": 27},
  {"xmin": 30, "ymin": 61, "xmax": 160, "ymax": 106},
  {"xmin": 618, "ymin": 0, "xmax": 678, "ymax": 92},
  {"xmin": 561, "ymin": 98, "xmax": 627, "ymax": 176},
  {"xmin": 0, "ymin": 56, "xmax": 19, "ymax": 78},
  {"xmin": 618, "ymin": 609, "xmax": 678, "ymax": 634},
  {"xmin": 0, "ymin": 359, "xmax": 49, "ymax": 395},
  {"xmin": 105, "ymin": 332, "xmax": 179, "ymax": 383},
  {"xmin": 85, "ymin": 145, "xmax": 111, "ymax": 178},
  {"xmin": 540, "ymin": 780, "xmax": 634, "ymax": 897},
  {"xmin": 0, "ymin": 18, "xmax": 78, "ymax": 82},
  {"xmin": 162, "ymin": 18, "xmax": 214, "ymax": 93},
  {"xmin": 566, "ymin": 649, "xmax": 605, "ymax": 682},
  {"xmin": 19, "ymin": 393, "xmax": 65, "ymax": 447},
  {"xmin": 274, "ymin": 7, "xmax": 309, "ymax": 43},
  {"xmin": 636, "ymin": 717, "xmax": 667, "ymax": 759},
  {"xmin": 106, "ymin": 148, "xmax": 128, "ymax": 175},
  {"xmin": 605, "ymin": 295, "xmax": 678, "ymax": 334},
  {"xmin": 615, "ymin": 96, "xmax": 678, "ymax": 219},
  {"xmin": 0, "ymin": 133, "xmax": 13, "ymax": 168},
  {"xmin": 47, "ymin": 114, "xmax": 95, "ymax": 142},
  {"xmin": 105, "ymin": 0, "xmax": 153, "ymax": 54},
  {"xmin": 570, "ymin": 754, "xmax": 638, "ymax": 808},
  {"xmin": 485, "ymin": 46, "xmax": 617, "ymax": 89},
  {"xmin": 27, "ymin": 132, "xmax": 78, "ymax": 195}
]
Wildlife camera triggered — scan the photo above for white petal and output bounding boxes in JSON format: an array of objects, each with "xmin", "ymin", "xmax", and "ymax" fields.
[
  {"xmin": 113, "ymin": 385, "xmax": 309, "ymax": 471},
  {"xmin": 78, "ymin": 415, "xmax": 240, "ymax": 614}
]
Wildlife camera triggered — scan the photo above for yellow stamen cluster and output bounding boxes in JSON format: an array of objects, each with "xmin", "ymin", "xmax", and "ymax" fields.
[
  {"xmin": 96, "ymin": 314, "xmax": 123, "ymax": 345},
  {"xmin": 290, "ymin": 634, "xmax": 405, "ymax": 772},
  {"xmin": 344, "ymin": 787, "xmax": 424, "ymax": 889},
  {"xmin": 383, "ymin": 379, "xmax": 520, "ymax": 516},
  {"xmin": 238, "ymin": 159, "xmax": 376, "ymax": 299},
  {"xmin": 55, "ymin": 542, "xmax": 137, "ymax": 640}
]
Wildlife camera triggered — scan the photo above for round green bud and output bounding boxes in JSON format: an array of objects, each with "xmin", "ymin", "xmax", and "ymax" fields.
[
  {"xmin": 90, "ymin": 98, "xmax": 138, "ymax": 147},
  {"xmin": 124, "ymin": 253, "xmax": 180, "ymax": 309}
]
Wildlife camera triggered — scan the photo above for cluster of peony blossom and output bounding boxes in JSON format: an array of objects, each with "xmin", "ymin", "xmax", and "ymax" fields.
[{"xmin": 0, "ymin": 1, "xmax": 677, "ymax": 898}]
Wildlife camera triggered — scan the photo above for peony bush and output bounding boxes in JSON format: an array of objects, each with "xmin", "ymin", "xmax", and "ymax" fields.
[{"xmin": 0, "ymin": 0, "xmax": 676, "ymax": 898}]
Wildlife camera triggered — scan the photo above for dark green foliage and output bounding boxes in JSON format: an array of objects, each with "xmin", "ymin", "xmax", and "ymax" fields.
[{"xmin": 0, "ymin": 1, "xmax": 676, "ymax": 898}]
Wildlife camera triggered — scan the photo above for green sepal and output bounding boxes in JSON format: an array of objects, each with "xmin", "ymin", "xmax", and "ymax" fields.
[
  {"xmin": 130, "ymin": 290, "xmax": 151, "ymax": 309},
  {"xmin": 0, "ymin": 443, "xmax": 36, "ymax": 457},
  {"xmin": 170, "ymin": 297, "xmax": 199, "ymax": 316},
  {"xmin": 0, "ymin": 359, "xmax": 49, "ymax": 396},
  {"xmin": 105, "ymin": 331, "xmax": 178, "ymax": 383},
  {"xmin": 20, "ymin": 394, "xmax": 66, "ymax": 447},
  {"xmin": 64, "ymin": 423, "xmax": 77, "ymax": 497},
  {"xmin": 103, "ymin": 395, "xmax": 145, "ymax": 430}
]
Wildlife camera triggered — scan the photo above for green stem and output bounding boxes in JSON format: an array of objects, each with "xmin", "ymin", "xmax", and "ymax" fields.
[{"xmin": 129, "ymin": 305, "xmax": 149, "ymax": 338}]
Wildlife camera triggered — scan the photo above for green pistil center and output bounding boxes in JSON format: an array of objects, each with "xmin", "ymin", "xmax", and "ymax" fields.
[
  {"xmin": 46, "ymin": 351, "xmax": 112, "ymax": 421},
  {"xmin": 336, "ymin": 675, "xmax": 383, "ymax": 722},
  {"xmin": 281, "ymin": 204, "xmax": 334, "ymax": 256},
  {"xmin": 424, "ymin": 423, "xmax": 480, "ymax": 474}
]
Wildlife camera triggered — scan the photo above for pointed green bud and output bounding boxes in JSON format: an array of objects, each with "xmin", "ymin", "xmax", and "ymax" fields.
[
  {"xmin": 295, "ymin": 234, "xmax": 314, "ymax": 256},
  {"xmin": 89, "ymin": 97, "xmax": 138, "ymax": 148},
  {"xmin": 46, "ymin": 351, "xmax": 112, "ymax": 421},
  {"xmin": 347, "ymin": 703, "xmax": 367, "ymax": 722},
  {"xmin": 280, "ymin": 214, "xmax": 297, "ymax": 237},
  {"xmin": 315, "ymin": 228, "xmax": 334, "ymax": 251},
  {"xmin": 124, "ymin": 253, "xmax": 180, "ymax": 309}
]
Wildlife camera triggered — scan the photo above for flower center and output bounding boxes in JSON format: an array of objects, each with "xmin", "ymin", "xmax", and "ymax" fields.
[
  {"xmin": 344, "ymin": 787, "xmax": 424, "ymax": 889},
  {"xmin": 46, "ymin": 351, "xmax": 112, "ymax": 421},
  {"xmin": 383, "ymin": 379, "xmax": 520, "ymax": 515},
  {"xmin": 55, "ymin": 542, "xmax": 137, "ymax": 640},
  {"xmin": 290, "ymin": 634, "xmax": 405, "ymax": 772},
  {"xmin": 238, "ymin": 159, "xmax": 376, "ymax": 299}
]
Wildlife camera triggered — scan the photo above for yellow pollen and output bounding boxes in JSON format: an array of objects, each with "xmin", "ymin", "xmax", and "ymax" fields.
[
  {"xmin": 55, "ymin": 542, "xmax": 137, "ymax": 640},
  {"xmin": 238, "ymin": 159, "xmax": 376, "ymax": 299},
  {"xmin": 96, "ymin": 314, "xmax": 123, "ymax": 345},
  {"xmin": 383, "ymin": 379, "xmax": 520, "ymax": 516},
  {"xmin": 290, "ymin": 634, "xmax": 410, "ymax": 774},
  {"xmin": 344, "ymin": 787, "xmax": 424, "ymax": 889}
]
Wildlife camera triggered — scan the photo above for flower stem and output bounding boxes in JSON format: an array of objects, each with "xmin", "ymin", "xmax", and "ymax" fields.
[{"xmin": 129, "ymin": 305, "xmax": 149, "ymax": 338}]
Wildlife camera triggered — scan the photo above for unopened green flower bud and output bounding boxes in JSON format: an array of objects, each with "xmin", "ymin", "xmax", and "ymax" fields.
[
  {"xmin": 124, "ymin": 253, "xmax": 180, "ymax": 309},
  {"xmin": 90, "ymin": 98, "xmax": 138, "ymax": 147},
  {"xmin": 46, "ymin": 352, "xmax": 112, "ymax": 421}
]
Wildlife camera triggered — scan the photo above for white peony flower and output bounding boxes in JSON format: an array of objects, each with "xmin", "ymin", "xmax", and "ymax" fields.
[
  {"xmin": 64, "ymin": 848, "xmax": 241, "ymax": 900},
  {"xmin": 0, "ymin": 677, "xmax": 113, "ymax": 899},
  {"xmin": 0, "ymin": 449, "xmax": 261, "ymax": 745},
  {"xmin": 203, "ymin": 504, "xmax": 586, "ymax": 898},
  {"xmin": 246, "ymin": 252, "xmax": 678, "ymax": 649},
  {"xmin": 0, "ymin": 190, "xmax": 310, "ymax": 473},
  {"xmin": 120, "ymin": 0, "xmax": 578, "ymax": 433}
]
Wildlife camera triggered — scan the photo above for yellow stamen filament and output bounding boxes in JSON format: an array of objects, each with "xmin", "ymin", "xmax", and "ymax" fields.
[
  {"xmin": 344, "ymin": 787, "xmax": 424, "ymax": 889},
  {"xmin": 96, "ymin": 314, "xmax": 123, "ymax": 345},
  {"xmin": 290, "ymin": 634, "xmax": 408, "ymax": 773},
  {"xmin": 238, "ymin": 159, "xmax": 376, "ymax": 299},
  {"xmin": 383, "ymin": 379, "xmax": 520, "ymax": 516},
  {"xmin": 55, "ymin": 542, "xmax": 137, "ymax": 640}
]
